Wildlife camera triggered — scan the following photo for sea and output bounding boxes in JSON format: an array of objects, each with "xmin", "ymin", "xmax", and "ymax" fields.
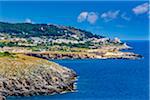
[{"xmin": 7, "ymin": 40, "xmax": 149, "ymax": 100}]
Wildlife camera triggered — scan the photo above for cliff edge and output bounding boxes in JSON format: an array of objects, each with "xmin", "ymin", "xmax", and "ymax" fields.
[{"xmin": 0, "ymin": 54, "xmax": 76, "ymax": 99}]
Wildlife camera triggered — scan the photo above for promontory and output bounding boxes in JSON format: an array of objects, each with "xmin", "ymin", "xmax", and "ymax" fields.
[{"xmin": 0, "ymin": 53, "xmax": 76, "ymax": 100}]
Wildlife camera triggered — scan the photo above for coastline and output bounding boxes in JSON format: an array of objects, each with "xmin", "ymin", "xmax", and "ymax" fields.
[
  {"xmin": 25, "ymin": 41, "xmax": 143, "ymax": 60},
  {"xmin": 25, "ymin": 48, "xmax": 142, "ymax": 60},
  {"xmin": 0, "ymin": 54, "xmax": 77, "ymax": 100},
  {"xmin": 26, "ymin": 51, "xmax": 142, "ymax": 60},
  {"xmin": 0, "ymin": 41, "xmax": 143, "ymax": 99},
  {"xmin": 6, "ymin": 40, "xmax": 149, "ymax": 100}
]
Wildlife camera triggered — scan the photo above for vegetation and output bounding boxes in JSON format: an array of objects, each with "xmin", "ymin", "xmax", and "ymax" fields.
[
  {"xmin": 0, "ymin": 22, "xmax": 125, "ymax": 53},
  {"xmin": 0, "ymin": 52, "xmax": 15, "ymax": 57},
  {"xmin": 0, "ymin": 22, "xmax": 102, "ymax": 39},
  {"xmin": 0, "ymin": 42, "xmax": 18, "ymax": 47},
  {"xmin": 0, "ymin": 54, "xmax": 58, "ymax": 78}
]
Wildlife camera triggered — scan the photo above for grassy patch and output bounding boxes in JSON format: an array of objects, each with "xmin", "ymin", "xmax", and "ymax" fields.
[{"xmin": 0, "ymin": 52, "xmax": 15, "ymax": 57}]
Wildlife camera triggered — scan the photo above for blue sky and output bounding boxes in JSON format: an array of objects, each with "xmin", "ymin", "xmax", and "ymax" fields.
[{"xmin": 0, "ymin": 1, "xmax": 149, "ymax": 40}]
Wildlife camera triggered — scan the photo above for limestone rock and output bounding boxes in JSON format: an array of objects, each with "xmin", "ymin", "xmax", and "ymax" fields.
[{"xmin": 0, "ymin": 54, "xmax": 77, "ymax": 99}]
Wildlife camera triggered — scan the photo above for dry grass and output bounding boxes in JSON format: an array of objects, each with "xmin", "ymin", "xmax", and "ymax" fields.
[{"xmin": 0, "ymin": 54, "xmax": 68, "ymax": 79}]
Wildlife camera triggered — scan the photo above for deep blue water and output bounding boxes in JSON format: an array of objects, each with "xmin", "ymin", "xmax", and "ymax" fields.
[{"xmin": 7, "ymin": 40, "xmax": 149, "ymax": 100}]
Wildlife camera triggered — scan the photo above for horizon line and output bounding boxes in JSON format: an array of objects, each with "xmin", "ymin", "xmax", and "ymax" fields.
[{"xmin": 0, "ymin": 0, "xmax": 148, "ymax": 2}]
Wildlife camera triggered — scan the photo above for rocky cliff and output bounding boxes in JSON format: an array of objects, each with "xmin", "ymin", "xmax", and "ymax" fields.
[
  {"xmin": 26, "ymin": 49, "xmax": 142, "ymax": 60},
  {"xmin": 0, "ymin": 54, "xmax": 77, "ymax": 100}
]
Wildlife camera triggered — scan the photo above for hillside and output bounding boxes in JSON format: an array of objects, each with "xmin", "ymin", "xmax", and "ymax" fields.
[
  {"xmin": 0, "ymin": 22, "xmax": 122, "ymax": 51},
  {"xmin": 0, "ymin": 21, "xmax": 142, "ymax": 60},
  {"xmin": 0, "ymin": 22, "xmax": 103, "ymax": 39},
  {"xmin": 0, "ymin": 53, "xmax": 76, "ymax": 99}
]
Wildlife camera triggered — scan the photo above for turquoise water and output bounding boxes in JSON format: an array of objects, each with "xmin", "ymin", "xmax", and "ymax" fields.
[{"xmin": 7, "ymin": 40, "xmax": 149, "ymax": 100}]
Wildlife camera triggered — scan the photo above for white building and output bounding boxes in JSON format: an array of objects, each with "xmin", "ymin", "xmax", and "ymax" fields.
[{"xmin": 52, "ymin": 39, "xmax": 79, "ymax": 44}]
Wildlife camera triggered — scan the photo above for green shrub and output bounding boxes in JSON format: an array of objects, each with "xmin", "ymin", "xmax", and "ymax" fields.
[{"xmin": 0, "ymin": 52, "xmax": 14, "ymax": 57}]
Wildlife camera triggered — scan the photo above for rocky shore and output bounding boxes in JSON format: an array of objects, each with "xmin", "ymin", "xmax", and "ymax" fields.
[
  {"xmin": 26, "ymin": 51, "xmax": 142, "ymax": 60},
  {"xmin": 0, "ymin": 54, "xmax": 77, "ymax": 100},
  {"xmin": 26, "ymin": 43, "xmax": 142, "ymax": 60}
]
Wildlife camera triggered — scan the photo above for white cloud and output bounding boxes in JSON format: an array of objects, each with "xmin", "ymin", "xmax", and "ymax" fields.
[
  {"xmin": 25, "ymin": 18, "xmax": 32, "ymax": 23},
  {"xmin": 121, "ymin": 13, "xmax": 130, "ymax": 21},
  {"xmin": 77, "ymin": 12, "xmax": 98, "ymax": 24},
  {"xmin": 77, "ymin": 12, "xmax": 88, "ymax": 22},
  {"xmin": 87, "ymin": 12, "xmax": 98, "ymax": 24},
  {"xmin": 101, "ymin": 10, "xmax": 120, "ymax": 22},
  {"xmin": 132, "ymin": 3, "xmax": 149, "ymax": 15}
]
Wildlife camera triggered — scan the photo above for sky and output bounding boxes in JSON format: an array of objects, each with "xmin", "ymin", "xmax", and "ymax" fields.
[{"xmin": 0, "ymin": 1, "xmax": 149, "ymax": 40}]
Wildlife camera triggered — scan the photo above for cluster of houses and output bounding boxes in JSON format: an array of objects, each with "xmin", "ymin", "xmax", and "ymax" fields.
[
  {"xmin": 29, "ymin": 37, "xmax": 114, "ymax": 44},
  {"xmin": 0, "ymin": 32, "xmax": 121, "ymax": 47}
]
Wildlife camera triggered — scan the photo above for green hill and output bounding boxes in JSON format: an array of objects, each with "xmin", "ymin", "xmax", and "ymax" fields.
[{"xmin": 0, "ymin": 22, "xmax": 104, "ymax": 39}]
